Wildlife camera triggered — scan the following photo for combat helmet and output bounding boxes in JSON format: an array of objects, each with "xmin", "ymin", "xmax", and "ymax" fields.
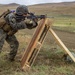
[{"xmin": 16, "ymin": 5, "xmax": 29, "ymax": 15}]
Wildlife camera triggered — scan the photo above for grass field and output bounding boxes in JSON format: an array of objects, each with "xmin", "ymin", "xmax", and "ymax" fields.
[
  {"xmin": 0, "ymin": 2, "xmax": 75, "ymax": 75},
  {"xmin": 0, "ymin": 36, "xmax": 75, "ymax": 75},
  {"xmin": 53, "ymin": 16, "xmax": 75, "ymax": 32}
]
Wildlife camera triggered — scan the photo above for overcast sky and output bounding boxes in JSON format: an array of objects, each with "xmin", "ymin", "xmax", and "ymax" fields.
[{"xmin": 0, "ymin": 0, "xmax": 75, "ymax": 5}]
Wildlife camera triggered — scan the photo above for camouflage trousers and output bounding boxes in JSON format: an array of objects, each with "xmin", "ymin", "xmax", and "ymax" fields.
[{"xmin": 0, "ymin": 29, "xmax": 19, "ymax": 60}]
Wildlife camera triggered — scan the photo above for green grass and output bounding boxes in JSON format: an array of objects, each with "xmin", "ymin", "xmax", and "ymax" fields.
[
  {"xmin": 54, "ymin": 17, "xmax": 75, "ymax": 26},
  {"xmin": 52, "ymin": 17, "xmax": 75, "ymax": 32},
  {"xmin": 1, "ymin": 47, "xmax": 75, "ymax": 75},
  {"xmin": 0, "ymin": 35, "xmax": 75, "ymax": 75}
]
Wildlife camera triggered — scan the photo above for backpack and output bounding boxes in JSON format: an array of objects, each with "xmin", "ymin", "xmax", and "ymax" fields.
[{"xmin": 0, "ymin": 9, "xmax": 11, "ymax": 28}]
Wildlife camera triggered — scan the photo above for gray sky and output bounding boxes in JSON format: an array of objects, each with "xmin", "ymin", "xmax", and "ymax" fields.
[{"xmin": 0, "ymin": 0, "xmax": 75, "ymax": 5}]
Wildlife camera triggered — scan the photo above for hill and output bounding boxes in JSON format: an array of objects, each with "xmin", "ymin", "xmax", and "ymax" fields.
[
  {"xmin": 0, "ymin": 2, "xmax": 75, "ymax": 16},
  {"xmin": 0, "ymin": 3, "xmax": 19, "ymax": 6},
  {"xmin": 28, "ymin": 2, "xmax": 75, "ymax": 16},
  {"xmin": 0, "ymin": 3, "xmax": 19, "ymax": 14},
  {"xmin": 4, "ymin": 3, "xmax": 20, "ymax": 6}
]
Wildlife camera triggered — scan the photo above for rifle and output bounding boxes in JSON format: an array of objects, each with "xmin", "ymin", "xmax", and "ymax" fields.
[
  {"xmin": 27, "ymin": 13, "xmax": 54, "ymax": 19},
  {"xmin": 27, "ymin": 13, "xmax": 46, "ymax": 19},
  {"xmin": 15, "ymin": 13, "xmax": 46, "ymax": 21}
]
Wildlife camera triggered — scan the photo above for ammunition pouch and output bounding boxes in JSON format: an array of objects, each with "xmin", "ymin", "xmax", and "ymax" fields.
[
  {"xmin": 0, "ymin": 18, "xmax": 18, "ymax": 35},
  {"xmin": 2, "ymin": 24, "xmax": 18, "ymax": 35},
  {"xmin": 0, "ymin": 18, "xmax": 6, "ymax": 28}
]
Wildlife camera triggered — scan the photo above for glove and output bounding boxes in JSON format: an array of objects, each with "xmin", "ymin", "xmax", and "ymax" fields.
[
  {"xmin": 24, "ymin": 18, "xmax": 38, "ymax": 29},
  {"xmin": 24, "ymin": 18, "xmax": 33, "ymax": 24}
]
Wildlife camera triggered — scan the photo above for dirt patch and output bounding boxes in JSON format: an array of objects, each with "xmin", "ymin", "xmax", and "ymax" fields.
[{"xmin": 54, "ymin": 29, "xmax": 75, "ymax": 49}]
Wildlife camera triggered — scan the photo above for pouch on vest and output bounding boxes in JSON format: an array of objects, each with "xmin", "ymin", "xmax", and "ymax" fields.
[
  {"xmin": 0, "ymin": 18, "xmax": 6, "ymax": 28},
  {"xmin": 7, "ymin": 30, "xmax": 18, "ymax": 35},
  {"xmin": 3, "ymin": 24, "xmax": 12, "ymax": 32},
  {"xmin": 3, "ymin": 24, "xmax": 18, "ymax": 35},
  {"xmin": 0, "ymin": 9, "xmax": 11, "ymax": 28}
]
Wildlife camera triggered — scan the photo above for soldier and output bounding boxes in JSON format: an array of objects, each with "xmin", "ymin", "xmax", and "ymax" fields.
[{"xmin": 0, "ymin": 5, "xmax": 38, "ymax": 61}]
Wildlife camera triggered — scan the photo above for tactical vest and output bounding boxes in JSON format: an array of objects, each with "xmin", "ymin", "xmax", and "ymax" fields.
[{"xmin": 0, "ymin": 10, "xmax": 18, "ymax": 35}]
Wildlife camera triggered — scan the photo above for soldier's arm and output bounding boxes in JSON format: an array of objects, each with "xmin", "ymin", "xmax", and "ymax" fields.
[{"xmin": 8, "ymin": 13, "xmax": 27, "ymax": 30}]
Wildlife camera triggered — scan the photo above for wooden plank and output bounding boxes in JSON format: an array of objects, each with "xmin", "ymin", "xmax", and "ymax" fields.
[
  {"xmin": 49, "ymin": 28, "xmax": 75, "ymax": 62},
  {"xmin": 21, "ymin": 19, "xmax": 47, "ymax": 69}
]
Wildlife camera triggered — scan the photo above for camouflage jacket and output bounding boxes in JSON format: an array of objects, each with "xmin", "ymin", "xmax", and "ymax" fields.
[{"xmin": 4, "ymin": 13, "xmax": 38, "ymax": 30}]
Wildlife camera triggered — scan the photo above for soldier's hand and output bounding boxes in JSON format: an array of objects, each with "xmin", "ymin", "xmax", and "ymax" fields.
[
  {"xmin": 24, "ymin": 18, "xmax": 38, "ymax": 29},
  {"xmin": 24, "ymin": 18, "xmax": 33, "ymax": 24}
]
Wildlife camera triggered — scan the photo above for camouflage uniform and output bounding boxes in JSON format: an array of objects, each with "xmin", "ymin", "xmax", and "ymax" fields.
[{"xmin": 0, "ymin": 7, "xmax": 37, "ymax": 61}]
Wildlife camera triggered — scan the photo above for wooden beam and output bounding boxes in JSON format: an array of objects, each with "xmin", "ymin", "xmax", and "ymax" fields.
[{"xmin": 49, "ymin": 28, "xmax": 75, "ymax": 62}]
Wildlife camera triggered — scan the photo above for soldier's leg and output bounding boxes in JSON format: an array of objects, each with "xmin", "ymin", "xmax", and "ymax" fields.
[
  {"xmin": 6, "ymin": 35, "xmax": 19, "ymax": 61},
  {"xmin": 0, "ymin": 29, "xmax": 6, "ymax": 53}
]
